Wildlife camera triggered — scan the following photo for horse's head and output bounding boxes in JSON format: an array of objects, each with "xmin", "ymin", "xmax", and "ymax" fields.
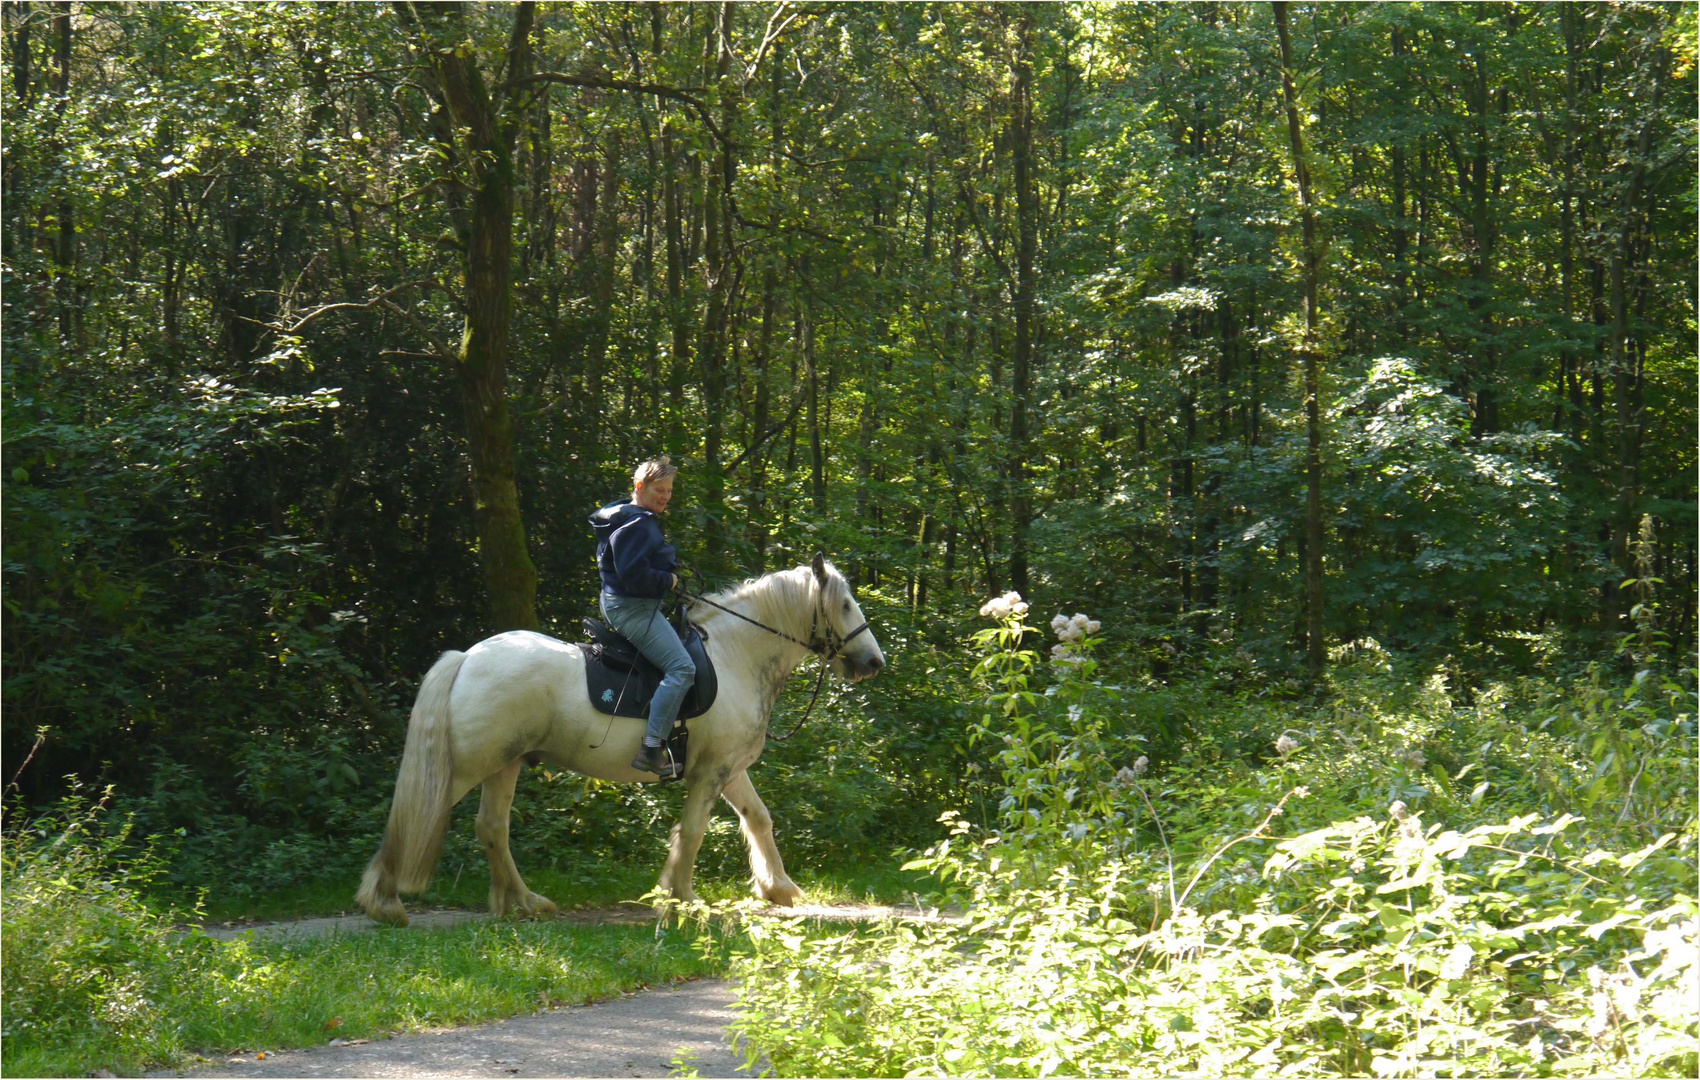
[{"xmin": 810, "ymin": 553, "xmax": 885, "ymax": 681}]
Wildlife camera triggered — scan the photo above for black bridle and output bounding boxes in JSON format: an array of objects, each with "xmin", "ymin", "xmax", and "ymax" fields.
[{"xmin": 678, "ymin": 572, "xmax": 871, "ymax": 741}]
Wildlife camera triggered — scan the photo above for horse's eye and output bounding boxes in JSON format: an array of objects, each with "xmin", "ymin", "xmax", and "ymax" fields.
[{"xmin": 842, "ymin": 600, "xmax": 850, "ymax": 613}]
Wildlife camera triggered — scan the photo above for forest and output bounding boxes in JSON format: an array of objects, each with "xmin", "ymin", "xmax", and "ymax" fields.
[{"xmin": 2, "ymin": 2, "xmax": 1696, "ymax": 1077}]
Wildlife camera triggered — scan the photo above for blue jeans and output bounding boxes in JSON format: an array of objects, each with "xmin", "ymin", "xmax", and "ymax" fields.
[{"xmin": 599, "ymin": 591, "xmax": 696, "ymax": 742}]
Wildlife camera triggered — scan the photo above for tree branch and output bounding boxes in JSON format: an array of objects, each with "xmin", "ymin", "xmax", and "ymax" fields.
[
  {"xmin": 726, "ymin": 384, "xmax": 808, "ymax": 473},
  {"xmin": 958, "ymin": 178, "xmax": 1015, "ymax": 286},
  {"xmin": 273, "ymin": 282, "xmax": 460, "ymax": 363},
  {"xmin": 503, "ymin": 71, "xmax": 732, "ymax": 146}
]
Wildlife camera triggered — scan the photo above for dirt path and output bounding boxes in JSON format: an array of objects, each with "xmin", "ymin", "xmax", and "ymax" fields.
[
  {"xmin": 153, "ymin": 901, "xmax": 955, "ymax": 1078},
  {"xmin": 193, "ymin": 899, "xmax": 955, "ymax": 942},
  {"xmin": 146, "ymin": 977, "xmax": 752, "ymax": 1078}
]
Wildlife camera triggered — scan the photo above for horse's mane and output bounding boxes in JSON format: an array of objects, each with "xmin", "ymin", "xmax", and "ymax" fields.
[{"xmin": 690, "ymin": 560, "xmax": 849, "ymax": 644}]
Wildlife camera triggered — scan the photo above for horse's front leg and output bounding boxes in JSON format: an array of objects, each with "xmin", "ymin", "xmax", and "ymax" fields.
[
  {"xmin": 655, "ymin": 770, "xmax": 730, "ymax": 903},
  {"xmin": 477, "ymin": 760, "xmax": 559, "ymax": 920},
  {"xmin": 721, "ymin": 769, "xmax": 803, "ymax": 907}
]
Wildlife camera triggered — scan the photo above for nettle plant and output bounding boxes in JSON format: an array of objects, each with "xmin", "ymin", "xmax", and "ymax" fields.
[{"xmin": 728, "ymin": 597, "xmax": 1699, "ymax": 1079}]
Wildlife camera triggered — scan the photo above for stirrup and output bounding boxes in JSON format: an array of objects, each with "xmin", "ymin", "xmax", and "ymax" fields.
[{"xmin": 632, "ymin": 742, "xmax": 683, "ymax": 780}]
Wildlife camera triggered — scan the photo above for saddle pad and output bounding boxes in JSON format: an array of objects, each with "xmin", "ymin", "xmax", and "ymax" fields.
[{"xmin": 583, "ymin": 619, "xmax": 719, "ymax": 722}]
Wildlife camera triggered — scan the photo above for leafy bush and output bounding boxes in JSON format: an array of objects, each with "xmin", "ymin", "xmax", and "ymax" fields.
[
  {"xmin": 2, "ymin": 786, "xmax": 189, "ymax": 1074},
  {"xmin": 728, "ymin": 604, "xmax": 1699, "ymax": 1077}
]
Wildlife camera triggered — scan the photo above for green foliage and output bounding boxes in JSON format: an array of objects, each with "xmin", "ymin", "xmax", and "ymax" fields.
[
  {"xmin": 728, "ymin": 610, "xmax": 1699, "ymax": 1077},
  {"xmin": 2, "ymin": 785, "xmax": 187, "ymax": 1071},
  {"xmin": 1, "ymin": 0, "xmax": 1693, "ymax": 934},
  {"xmin": 2, "ymin": 789, "xmax": 719, "ymax": 1078}
]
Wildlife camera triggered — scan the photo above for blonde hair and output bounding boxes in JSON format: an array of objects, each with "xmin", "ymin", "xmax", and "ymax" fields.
[{"xmin": 632, "ymin": 455, "xmax": 678, "ymax": 488}]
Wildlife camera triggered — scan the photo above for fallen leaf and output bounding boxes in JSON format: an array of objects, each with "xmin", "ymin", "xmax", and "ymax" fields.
[
  {"xmin": 328, "ymin": 1039, "xmax": 349, "ymax": 1048},
  {"xmin": 256, "ymin": 1052, "xmax": 267, "ymax": 1060},
  {"xmin": 323, "ymin": 1016, "xmax": 344, "ymax": 1031}
]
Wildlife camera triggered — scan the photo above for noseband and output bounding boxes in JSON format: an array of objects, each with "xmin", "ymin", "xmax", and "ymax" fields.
[{"xmin": 804, "ymin": 602, "xmax": 872, "ymax": 662}]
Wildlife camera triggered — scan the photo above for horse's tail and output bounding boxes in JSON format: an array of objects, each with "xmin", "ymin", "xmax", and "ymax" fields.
[{"xmin": 367, "ymin": 649, "xmax": 465, "ymax": 896}]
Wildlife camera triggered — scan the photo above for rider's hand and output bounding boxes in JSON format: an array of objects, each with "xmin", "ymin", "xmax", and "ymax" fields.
[{"xmin": 671, "ymin": 573, "xmax": 679, "ymax": 590}]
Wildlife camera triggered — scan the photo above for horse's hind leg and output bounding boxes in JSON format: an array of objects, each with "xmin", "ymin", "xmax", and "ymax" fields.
[
  {"xmin": 477, "ymin": 760, "xmax": 559, "ymax": 920},
  {"xmin": 721, "ymin": 770, "xmax": 803, "ymax": 907}
]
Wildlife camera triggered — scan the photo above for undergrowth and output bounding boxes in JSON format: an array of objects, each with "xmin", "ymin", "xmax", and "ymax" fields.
[
  {"xmin": 1, "ymin": 791, "xmax": 721, "ymax": 1078},
  {"xmin": 727, "ymin": 601, "xmax": 1699, "ymax": 1078}
]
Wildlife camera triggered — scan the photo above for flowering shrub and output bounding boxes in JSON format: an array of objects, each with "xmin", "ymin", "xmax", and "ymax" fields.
[
  {"xmin": 979, "ymin": 590, "xmax": 1031, "ymax": 620},
  {"xmin": 729, "ymin": 598, "xmax": 1699, "ymax": 1078},
  {"xmin": 1049, "ymin": 611, "xmax": 1101, "ymax": 667}
]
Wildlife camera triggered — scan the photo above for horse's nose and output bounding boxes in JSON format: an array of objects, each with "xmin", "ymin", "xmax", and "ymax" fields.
[{"xmin": 867, "ymin": 653, "xmax": 885, "ymax": 673}]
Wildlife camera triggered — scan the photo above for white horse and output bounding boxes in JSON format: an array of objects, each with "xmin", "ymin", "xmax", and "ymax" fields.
[{"xmin": 356, "ymin": 555, "xmax": 885, "ymax": 925}]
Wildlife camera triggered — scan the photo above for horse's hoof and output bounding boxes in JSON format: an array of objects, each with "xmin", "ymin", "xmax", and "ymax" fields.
[
  {"xmin": 364, "ymin": 899, "xmax": 410, "ymax": 927},
  {"xmin": 758, "ymin": 879, "xmax": 804, "ymax": 907},
  {"xmin": 494, "ymin": 891, "xmax": 560, "ymax": 920},
  {"xmin": 525, "ymin": 894, "xmax": 559, "ymax": 919}
]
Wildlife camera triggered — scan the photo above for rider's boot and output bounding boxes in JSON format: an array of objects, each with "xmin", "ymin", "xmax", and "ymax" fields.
[{"xmin": 631, "ymin": 740, "xmax": 680, "ymax": 778}]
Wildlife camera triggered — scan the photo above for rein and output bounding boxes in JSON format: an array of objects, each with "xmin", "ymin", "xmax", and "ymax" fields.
[{"xmin": 678, "ymin": 573, "xmax": 869, "ymax": 742}]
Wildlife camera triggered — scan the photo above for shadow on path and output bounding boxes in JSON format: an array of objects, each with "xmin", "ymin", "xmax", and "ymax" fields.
[{"xmin": 146, "ymin": 977, "xmax": 755, "ymax": 1079}]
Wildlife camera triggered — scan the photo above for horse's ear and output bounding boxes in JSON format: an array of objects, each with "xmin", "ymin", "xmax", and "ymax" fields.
[{"xmin": 811, "ymin": 551, "xmax": 827, "ymax": 585}]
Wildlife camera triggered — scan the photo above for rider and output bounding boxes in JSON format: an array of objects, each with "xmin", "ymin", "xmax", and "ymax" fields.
[{"xmin": 589, "ymin": 456, "xmax": 694, "ymax": 777}]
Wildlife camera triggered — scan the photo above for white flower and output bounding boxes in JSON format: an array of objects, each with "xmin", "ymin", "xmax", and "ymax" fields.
[
  {"xmin": 1132, "ymin": 755, "xmax": 1149, "ymax": 775},
  {"xmin": 1072, "ymin": 613, "xmax": 1090, "ymax": 628},
  {"xmin": 1050, "ymin": 613, "xmax": 1071, "ymax": 634},
  {"xmin": 1388, "ymin": 799, "xmax": 1409, "ymax": 822},
  {"xmin": 1085, "ymin": 619, "xmax": 1101, "ymax": 635},
  {"xmin": 979, "ymin": 596, "xmax": 1011, "ymax": 619},
  {"xmin": 1440, "ymin": 942, "xmax": 1473, "ymax": 981},
  {"xmin": 1275, "ymin": 735, "xmax": 1298, "ymax": 756},
  {"xmin": 1115, "ymin": 766, "xmax": 1138, "ymax": 786},
  {"xmin": 1001, "ymin": 591, "xmax": 1029, "ymax": 616}
]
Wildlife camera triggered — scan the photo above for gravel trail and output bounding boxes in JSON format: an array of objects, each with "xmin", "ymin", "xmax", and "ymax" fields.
[
  {"xmin": 147, "ymin": 977, "xmax": 753, "ymax": 1079},
  {"xmin": 146, "ymin": 901, "xmax": 954, "ymax": 1078}
]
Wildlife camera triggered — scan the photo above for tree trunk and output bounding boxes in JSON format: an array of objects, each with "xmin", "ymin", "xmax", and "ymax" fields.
[
  {"xmin": 53, "ymin": 1, "xmax": 73, "ymax": 346},
  {"xmin": 662, "ymin": 118, "xmax": 689, "ymax": 457},
  {"xmin": 697, "ymin": 1, "xmax": 737, "ymax": 571},
  {"xmin": 1608, "ymin": 43, "xmax": 1666, "ymax": 634},
  {"xmin": 403, "ymin": 0, "xmax": 539, "ymax": 633},
  {"xmin": 1274, "ymin": 1, "xmax": 1326, "ymax": 680},
  {"xmin": 1007, "ymin": 7, "xmax": 1038, "ymax": 600},
  {"xmin": 585, "ymin": 129, "xmax": 621, "ymax": 467},
  {"xmin": 803, "ymin": 261, "xmax": 825, "ymax": 515}
]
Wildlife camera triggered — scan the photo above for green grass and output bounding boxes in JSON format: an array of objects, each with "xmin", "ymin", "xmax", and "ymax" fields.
[
  {"xmin": 4, "ymin": 918, "xmax": 724, "ymax": 1079},
  {"xmin": 194, "ymin": 862, "xmax": 659, "ymax": 923},
  {"xmin": 193, "ymin": 859, "xmax": 931, "ymax": 923},
  {"xmin": 5, "ymin": 786, "xmax": 932, "ymax": 1078}
]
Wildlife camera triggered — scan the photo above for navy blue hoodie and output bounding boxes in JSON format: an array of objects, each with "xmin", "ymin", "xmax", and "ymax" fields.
[{"xmin": 589, "ymin": 501, "xmax": 677, "ymax": 598}]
